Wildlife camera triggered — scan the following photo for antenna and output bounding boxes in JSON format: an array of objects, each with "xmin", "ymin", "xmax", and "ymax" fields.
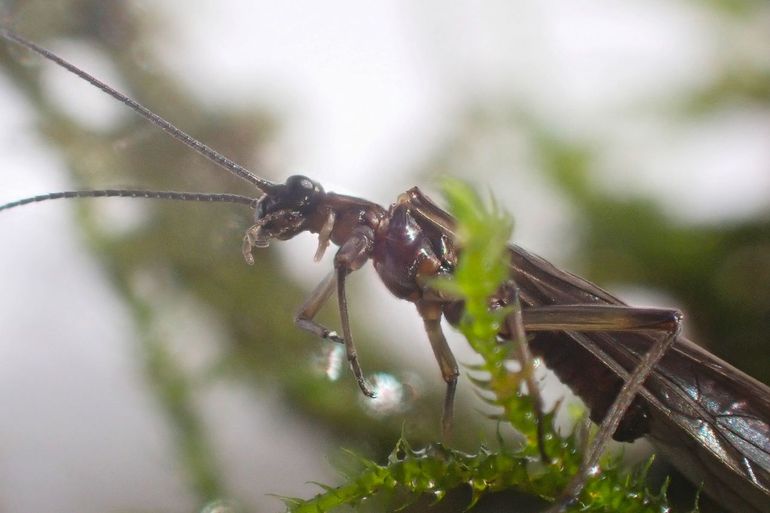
[
  {"xmin": 0, "ymin": 27, "xmax": 278, "ymax": 194},
  {"xmin": 0, "ymin": 190, "xmax": 258, "ymax": 212}
]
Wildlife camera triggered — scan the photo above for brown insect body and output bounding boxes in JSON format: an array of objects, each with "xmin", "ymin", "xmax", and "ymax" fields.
[
  {"xmin": 253, "ymin": 176, "xmax": 770, "ymax": 512},
  {"xmin": 2, "ymin": 28, "xmax": 769, "ymax": 513}
]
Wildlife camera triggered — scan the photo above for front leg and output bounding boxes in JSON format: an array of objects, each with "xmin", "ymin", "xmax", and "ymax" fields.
[
  {"xmin": 293, "ymin": 227, "xmax": 377, "ymax": 398},
  {"xmin": 334, "ymin": 225, "xmax": 377, "ymax": 398},
  {"xmin": 294, "ymin": 271, "xmax": 344, "ymax": 344}
]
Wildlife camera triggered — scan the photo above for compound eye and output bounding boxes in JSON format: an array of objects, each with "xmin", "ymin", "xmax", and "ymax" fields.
[
  {"xmin": 286, "ymin": 175, "xmax": 315, "ymax": 192},
  {"xmin": 285, "ymin": 175, "xmax": 322, "ymax": 208}
]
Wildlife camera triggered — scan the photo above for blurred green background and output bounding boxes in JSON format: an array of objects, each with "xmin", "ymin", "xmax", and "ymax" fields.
[{"xmin": 0, "ymin": 0, "xmax": 768, "ymax": 512}]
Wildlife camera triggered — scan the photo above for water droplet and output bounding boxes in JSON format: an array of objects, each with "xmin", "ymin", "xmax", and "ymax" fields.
[{"xmin": 361, "ymin": 373, "xmax": 406, "ymax": 416}]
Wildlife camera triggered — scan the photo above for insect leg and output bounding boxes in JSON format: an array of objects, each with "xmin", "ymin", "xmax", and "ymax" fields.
[
  {"xmin": 337, "ymin": 267, "xmax": 375, "ymax": 398},
  {"xmin": 334, "ymin": 226, "xmax": 377, "ymax": 398},
  {"xmin": 294, "ymin": 271, "xmax": 344, "ymax": 344},
  {"xmin": 416, "ymin": 301, "xmax": 459, "ymax": 440},
  {"xmin": 505, "ymin": 295, "xmax": 550, "ymax": 463},
  {"xmin": 521, "ymin": 305, "xmax": 682, "ymax": 513}
]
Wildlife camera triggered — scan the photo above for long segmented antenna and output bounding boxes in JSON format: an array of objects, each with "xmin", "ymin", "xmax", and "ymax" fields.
[
  {"xmin": 0, "ymin": 27, "xmax": 278, "ymax": 194},
  {"xmin": 0, "ymin": 190, "xmax": 258, "ymax": 212}
]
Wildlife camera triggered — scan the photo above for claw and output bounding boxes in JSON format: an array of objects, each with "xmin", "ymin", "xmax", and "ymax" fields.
[{"xmin": 356, "ymin": 375, "xmax": 377, "ymax": 398}]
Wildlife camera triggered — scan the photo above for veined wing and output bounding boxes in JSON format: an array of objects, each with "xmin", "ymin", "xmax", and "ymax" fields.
[{"xmin": 510, "ymin": 243, "xmax": 770, "ymax": 512}]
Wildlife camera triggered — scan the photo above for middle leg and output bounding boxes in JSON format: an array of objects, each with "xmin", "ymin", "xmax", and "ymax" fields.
[{"xmin": 417, "ymin": 301, "xmax": 459, "ymax": 440}]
